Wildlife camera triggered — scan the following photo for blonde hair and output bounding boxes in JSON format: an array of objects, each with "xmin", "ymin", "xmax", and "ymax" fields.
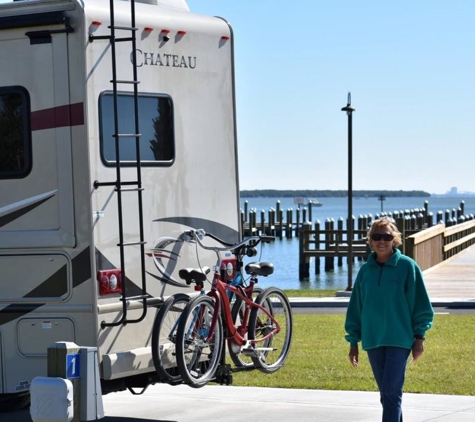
[{"xmin": 367, "ymin": 216, "xmax": 402, "ymax": 247}]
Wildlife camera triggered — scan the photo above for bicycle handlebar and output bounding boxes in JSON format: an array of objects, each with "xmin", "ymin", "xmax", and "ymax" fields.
[{"xmin": 181, "ymin": 229, "xmax": 274, "ymax": 253}]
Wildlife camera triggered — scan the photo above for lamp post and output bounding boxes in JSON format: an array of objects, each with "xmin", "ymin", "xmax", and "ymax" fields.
[
  {"xmin": 378, "ymin": 194, "xmax": 386, "ymax": 213},
  {"xmin": 341, "ymin": 93, "xmax": 355, "ymax": 291}
]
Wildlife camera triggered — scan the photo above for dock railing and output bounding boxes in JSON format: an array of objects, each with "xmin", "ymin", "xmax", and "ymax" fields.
[
  {"xmin": 299, "ymin": 217, "xmax": 475, "ymax": 278},
  {"xmin": 298, "ymin": 208, "xmax": 475, "ymax": 279},
  {"xmin": 405, "ymin": 219, "xmax": 475, "ymax": 271},
  {"xmin": 298, "ymin": 214, "xmax": 426, "ymax": 279},
  {"xmin": 239, "ymin": 198, "xmax": 474, "ymax": 279},
  {"xmin": 298, "ymin": 223, "xmax": 368, "ymax": 279}
]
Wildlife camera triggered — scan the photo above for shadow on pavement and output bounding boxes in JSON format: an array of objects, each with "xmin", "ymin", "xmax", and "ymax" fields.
[
  {"xmin": 102, "ymin": 418, "xmax": 175, "ymax": 422},
  {"xmin": 2, "ymin": 410, "xmax": 176, "ymax": 422}
]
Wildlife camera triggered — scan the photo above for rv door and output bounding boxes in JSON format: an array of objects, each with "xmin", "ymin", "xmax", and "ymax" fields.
[{"xmin": 0, "ymin": 26, "xmax": 76, "ymax": 248}]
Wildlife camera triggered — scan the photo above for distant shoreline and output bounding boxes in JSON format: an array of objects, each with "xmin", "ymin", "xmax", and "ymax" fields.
[{"xmin": 240, "ymin": 189, "xmax": 431, "ymax": 198}]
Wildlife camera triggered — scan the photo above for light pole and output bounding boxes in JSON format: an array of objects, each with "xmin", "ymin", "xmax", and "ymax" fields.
[
  {"xmin": 378, "ymin": 194, "xmax": 386, "ymax": 213},
  {"xmin": 342, "ymin": 93, "xmax": 355, "ymax": 291}
]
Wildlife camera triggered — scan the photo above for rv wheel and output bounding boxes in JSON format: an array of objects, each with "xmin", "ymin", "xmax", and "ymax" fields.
[{"xmin": 0, "ymin": 392, "xmax": 31, "ymax": 413}]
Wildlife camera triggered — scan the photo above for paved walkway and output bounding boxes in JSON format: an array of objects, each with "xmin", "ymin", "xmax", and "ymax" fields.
[
  {"xmin": 423, "ymin": 245, "xmax": 475, "ymax": 301},
  {"xmin": 101, "ymin": 384, "xmax": 475, "ymax": 422},
  {"xmin": 8, "ymin": 385, "xmax": 475, "ymax": 422}
]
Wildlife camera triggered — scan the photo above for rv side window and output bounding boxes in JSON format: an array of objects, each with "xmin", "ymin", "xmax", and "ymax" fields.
[
  {"xmin": 0, "ymin": 87, "xmax": 31, "ymax": 179},
  {"xmin": 99, "ymin": 92, "xmax": 175, "ymax": 166}
]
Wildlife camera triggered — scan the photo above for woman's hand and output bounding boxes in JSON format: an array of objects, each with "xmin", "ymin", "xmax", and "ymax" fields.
[
  {"xmin": 412, "ymin": 339, "xmax": 425, "ymax": 361},
  {"xmin": 349, "ymin": 346, "xmax": 359, "ymax": 367}
]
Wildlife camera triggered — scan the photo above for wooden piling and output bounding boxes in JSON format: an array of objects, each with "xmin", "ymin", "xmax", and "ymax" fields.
[
  {"xmin": 324, "ymin": 219, "xmax": 334, "ymax": 271},
  {"xmin": 260, "ymin": 210, "xmax": 265, "ymax": 235},
  {"xmin": 299, "ymin": 222, "xmax": 311, "ymax": 278},
  {"xmin": 357, "ymin": 215, "xmax": 365, "ymax": 261},
  {"xmin": 337, "ymin": 218, "xmax": 344, "ymax": 267},
  {"xmin": 417, "ymin": 212, "xmax": 424, "ymax": 230},
  {"xmin": 295, "ymin": 207, "xmax": 300, "ymax": 238},
  {"xmin": 427, "ymin": 212, "xmax": 434, "ymax": 227},
  {"xmin": 269, "ymin": 208, "xmax": 276, "ymax": 235},
  {"xmin": 249, "ymin": 209, "xmax": 256, "ymax": 234},
  {"xmin": 347, "ymin": 215, "xmax": 356, "ymax": 263},
  {"xmin": 286, "ymin": 209, "xmax": 293, "ymax": 239},
  {"xmin": 314, "ymin": 220, "xmax": 321, "ymax": 274}
]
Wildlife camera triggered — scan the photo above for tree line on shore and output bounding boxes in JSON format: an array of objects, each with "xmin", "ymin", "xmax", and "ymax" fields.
[{"xmin": 240, "ymin": 189, "xmax": 431, "ymax": 198}]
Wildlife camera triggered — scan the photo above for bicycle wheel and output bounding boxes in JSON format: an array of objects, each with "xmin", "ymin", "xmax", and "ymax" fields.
[
  {"xmin": 248, "ymin": 286, "xmax": 293, "ymax": 374},
  {"xmin": 151, "ymin": 293, "xmax": 190, "ymax": 385},
  {"xmin": 229, "ymin": 287, "xmax": 262, "ymax": 369},
  {"xmin": 176, "ymin": 295, "xmax": 223, "ymax": 388}
]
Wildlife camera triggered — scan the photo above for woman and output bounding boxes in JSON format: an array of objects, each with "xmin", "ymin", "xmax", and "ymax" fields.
[{"xmin": 344, "ymin": 216, "xmax": 434, "ymax": 422}]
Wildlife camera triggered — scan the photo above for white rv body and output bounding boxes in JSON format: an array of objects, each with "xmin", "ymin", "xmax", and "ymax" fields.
[{"xmin": 0, "ymin": 0, "xmax": 240, "ymax": 404}]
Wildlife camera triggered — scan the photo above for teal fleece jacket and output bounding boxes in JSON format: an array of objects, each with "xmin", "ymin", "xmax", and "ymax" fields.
[{"xmin": 345, "ymin": 249, "xmax": 434, "ymax": 350}]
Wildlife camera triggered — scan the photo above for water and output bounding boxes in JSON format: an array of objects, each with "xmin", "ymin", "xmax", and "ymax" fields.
[{"xmin": 239, "ymin": 196, "xmax": 475, "ymax": 291}]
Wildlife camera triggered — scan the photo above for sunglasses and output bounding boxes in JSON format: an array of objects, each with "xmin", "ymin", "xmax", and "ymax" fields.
[{"xmin": 371, "ymin": 233, "xmax": 394, "ymax": 241}]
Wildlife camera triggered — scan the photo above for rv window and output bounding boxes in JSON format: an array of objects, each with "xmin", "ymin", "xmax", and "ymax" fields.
[
  {"xmin": 0, "ymin": 87, "xmax": 31, "ymax": 178},
  {"xmin": 99, "ymin": 92, "xmax": 174, "ymax": 166}
]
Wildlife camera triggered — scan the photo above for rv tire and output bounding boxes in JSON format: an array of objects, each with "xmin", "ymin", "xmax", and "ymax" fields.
[{"xmin": 0, "ymin": 392, "xmax": 30, "ymax": 413}]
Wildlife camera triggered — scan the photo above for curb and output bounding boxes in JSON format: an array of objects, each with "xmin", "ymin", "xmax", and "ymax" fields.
[{"xmin": 288, "ymin": 297, "xmax": 475, "ymax": 309}]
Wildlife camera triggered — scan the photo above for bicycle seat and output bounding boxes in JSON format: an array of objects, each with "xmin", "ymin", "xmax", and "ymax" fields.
[
  {"xmin": 178, "ymin": 267, "xmax": 210, "ymax": 285},
  {"xmin": 244, "ymin": 262, "xmax": 274, "ymax": 277}
]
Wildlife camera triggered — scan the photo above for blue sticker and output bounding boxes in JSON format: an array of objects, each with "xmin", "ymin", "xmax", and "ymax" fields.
[{"xmin": 66, "ymin": 353, "xmax": 80, "ymax": 379}]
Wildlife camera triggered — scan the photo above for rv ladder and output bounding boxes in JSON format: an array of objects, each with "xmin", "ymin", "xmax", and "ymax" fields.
[
  {"xmin": 93, "ymin": 181, "xmax": 141, "ymax": 188},
  {"xmin": 112, "ymin": 80, "xmax": 139, "ymax": 85},
  {"xmin": 118, "ymin": 187, "xmax": 145, "ymax": 192},
  {"xmin": 92, "ymin": 0, "xmax": 149, "ymax": 328}
]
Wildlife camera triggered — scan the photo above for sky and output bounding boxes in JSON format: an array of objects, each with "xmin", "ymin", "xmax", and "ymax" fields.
[
  {"xmin": 186, "ymin": 0, "xmax": 475, "ymax": 195},
  {"xmin": 1, "ymin": 1, "xmax": 473, "ymax": 194}
]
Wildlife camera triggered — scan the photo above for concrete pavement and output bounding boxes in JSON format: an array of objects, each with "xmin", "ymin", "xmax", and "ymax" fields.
[
  {"xmin": 78, "ymin": 384, "xmax": 475, "ymax": 422},
  {"xmin": 7, "ymin": 384, "xmax": 475, "ymax": 422}
]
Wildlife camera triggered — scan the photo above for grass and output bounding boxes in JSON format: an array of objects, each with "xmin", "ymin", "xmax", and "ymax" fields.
[
  {"xmin": 283, "ymin": 289, "xmax": 340, "ymax": 298},
  {"xmin": 230, "ymin": 313, "xmax": 475, "ymax": 396}
]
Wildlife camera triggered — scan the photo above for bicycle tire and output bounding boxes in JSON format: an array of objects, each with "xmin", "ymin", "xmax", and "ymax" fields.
[
  {"xmin": 229, "ymin": 287, "xmax": 262, "ymax": 369},
  {"xmin": 248, "ymin": 286, "xmax": 293, "ymax": 374},
  {"xmin": 151, "ymin": 293, "xmax": 190, "ymax": 385},
  {"xmin": 176, "ymin": 295, "xmax": 223, "ymax": 388}
]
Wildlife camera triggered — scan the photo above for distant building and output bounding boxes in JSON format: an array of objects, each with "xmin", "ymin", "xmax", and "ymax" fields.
[{"xmin": 443, "ymin": 186, "xmax": 475, "ymax": 197}]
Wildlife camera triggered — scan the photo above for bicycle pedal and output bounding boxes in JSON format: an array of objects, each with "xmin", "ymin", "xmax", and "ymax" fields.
[
  {"xmin": 254, "ymin": 347, "xmax": 276, "ymax": 352},
  {"xmin": 241, "ymin": 347, "xmax": 257, "ymax": 357}
]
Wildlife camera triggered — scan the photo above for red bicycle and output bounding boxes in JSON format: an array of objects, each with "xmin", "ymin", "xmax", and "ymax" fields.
[{"xmin": 175, "ymin": 229, "xmax": 293, "ymax": 388}]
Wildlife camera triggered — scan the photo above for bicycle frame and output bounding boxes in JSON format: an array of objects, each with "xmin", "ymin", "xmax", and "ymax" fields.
[
  {"xmin": 181, "ymin": 228, "xmax": 278, "ymax": 349},
  {"xmin": 177, "ymin": 263, "xmax": 243, "ymax": 342},
  {"xmin": 206, "ymin": 269, "xmax": 281, "ymax": 348}
]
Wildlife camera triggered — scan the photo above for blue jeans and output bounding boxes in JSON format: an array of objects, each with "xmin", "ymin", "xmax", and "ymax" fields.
[{"xmin": 367, "ymin": 346, "xmax": 411, "ymax": 422}]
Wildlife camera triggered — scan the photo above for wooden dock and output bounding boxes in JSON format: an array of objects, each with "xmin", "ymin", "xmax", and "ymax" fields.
[
  {"xmin": 423, "ymin": 245, "xmax": 475, "ymax": 301},
  {"xmin": 298, "ymin": 205, "xmax": 475, "ymax": 280},
  {"xmin": 298, "ymin": 217, "xmax": 432, "ymax": 279},
  {"xmin": 242, "ymin": 199, "xmax": 471, "ymax": 239},
  {"xmin": 240, "ymin": 198, "xmax": 475, "ymax": 282}
]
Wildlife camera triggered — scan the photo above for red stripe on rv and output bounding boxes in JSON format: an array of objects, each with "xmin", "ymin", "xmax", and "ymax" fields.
[{"xmin": 31, "ymin": 102, "xmax": 85, "ymax": 131}]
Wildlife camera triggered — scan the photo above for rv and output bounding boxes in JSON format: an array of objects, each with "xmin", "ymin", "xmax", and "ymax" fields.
[{"xmin": 0, "ymin": 0, "xmax": 240, "ymax": 411}]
